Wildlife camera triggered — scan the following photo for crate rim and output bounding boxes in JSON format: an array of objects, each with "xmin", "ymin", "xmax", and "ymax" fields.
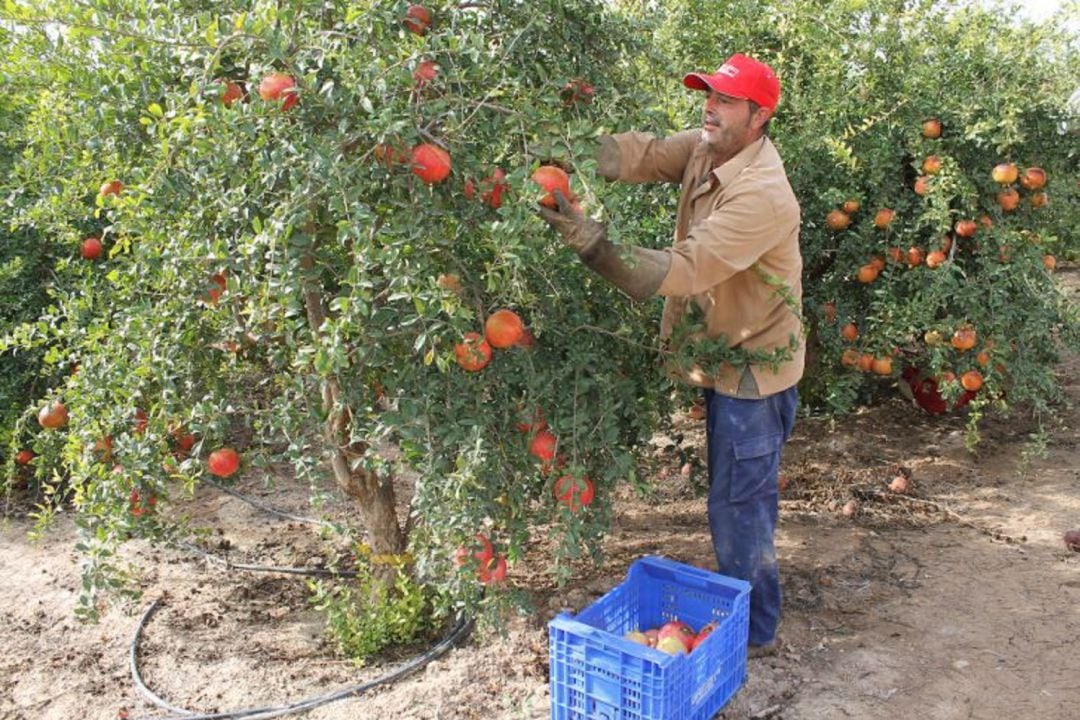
[
  {"xmin": 627, "ymin": 555, "xmax": 753, "ymax": 594},
  {"xmin": 548, "ymin": 555, "xmax": 752, "ymax": 666}
]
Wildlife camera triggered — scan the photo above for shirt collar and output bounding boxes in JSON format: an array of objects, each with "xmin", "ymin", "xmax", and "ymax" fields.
[{"xmin": 706, "ymin": 135, "xmax": 768, "ymax": 189}]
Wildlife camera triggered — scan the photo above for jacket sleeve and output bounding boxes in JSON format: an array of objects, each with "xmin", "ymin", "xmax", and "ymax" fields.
[
  {"xmin": 656, "ymin": 187, "xmax": 789, "ymax": 297},
  {"xmin": 606, "ymin": 130, "xmax": 699, "ymax": 184}
]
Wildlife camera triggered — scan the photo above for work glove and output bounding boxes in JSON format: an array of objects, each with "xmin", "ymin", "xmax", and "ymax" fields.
[
  {"xmin": 537, "ymin": 190, "xmax": 670, "ymax": 302},
  {"xmin": 536, "ymin": 189, "xmax": 607, "ymax": 255}
]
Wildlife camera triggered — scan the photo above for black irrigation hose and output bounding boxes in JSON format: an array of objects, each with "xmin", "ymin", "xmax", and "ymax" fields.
[
  {"xmin": 125, "ymin": 478, "xmax": 476, "ymax": 719},
  {"xmin": 175, "ymin": 540, "xmax": 359, "ymax": 578},
  {"xmin": 129, "ymin": 596, "xmax": 475, "ymax": 720},
  {"xmin": 202, "ymin": 479, "xmax": 331, "ymax": 527},
  {"xmin": 129, "ymin": 598, "xmax": 194, "ymax": 717},
  {"xmin": 181, "ymin": 480, "xmax": 357, "ymax": 576}
]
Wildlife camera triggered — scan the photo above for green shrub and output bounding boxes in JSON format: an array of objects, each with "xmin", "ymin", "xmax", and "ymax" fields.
[{"xmin": 309, "ymin": 550, "xmax": 443, "ymax": 664}]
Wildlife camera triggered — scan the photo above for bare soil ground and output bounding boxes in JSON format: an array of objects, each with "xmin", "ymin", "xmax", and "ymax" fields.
[{"xmin": 2, "ymin": 266, "xmax": 1077, "ymax": 720}]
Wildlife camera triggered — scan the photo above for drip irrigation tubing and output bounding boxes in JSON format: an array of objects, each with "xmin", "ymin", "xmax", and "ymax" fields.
[
  {"xmin": 175, "ymin": 540, "xmax": 359, "ymax": 578},
  {"xmin": 180, "ymin": 480, "xmax": 358, "ymax": 575},
  {"xmin": 202, "ymin": 479, "xmax": 331, "ymax": 527},
  {"xmin": 126, "ymin": 478, "xmax": 475, "ymax": 719},
  {"xmin": 128, "ymin": 596, "xmax": 474, "ymax": 720}
]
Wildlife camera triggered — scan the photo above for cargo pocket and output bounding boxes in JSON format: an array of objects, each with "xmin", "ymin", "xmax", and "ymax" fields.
[{"xmin": 729, "ymin": 433, "xmax": 783, "ymax": 503}]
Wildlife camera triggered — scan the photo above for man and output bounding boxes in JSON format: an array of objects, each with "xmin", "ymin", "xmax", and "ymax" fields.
[{"xmin": 538, "ymin": 54, "xmax": 802, "ymax": 654}]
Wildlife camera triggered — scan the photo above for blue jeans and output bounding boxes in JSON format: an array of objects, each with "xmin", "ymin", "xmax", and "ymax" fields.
[{"xmin": 704, "ymin": 386, "xmax": 797, "ymax": 646}]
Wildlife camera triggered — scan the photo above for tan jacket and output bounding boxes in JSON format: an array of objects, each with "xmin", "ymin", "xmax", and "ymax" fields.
[{"xmin": 608, "ymin": 130, "xmax": 804, "ymax": 397}]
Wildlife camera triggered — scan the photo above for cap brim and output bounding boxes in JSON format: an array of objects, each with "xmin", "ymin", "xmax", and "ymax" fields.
[
  {"xmin": 682, "ymin": 72, "xmax": 750, "ymax": 103},
  {"xmin": 682, "ymin": 73, "xmax": 712, "ymax": 92}
]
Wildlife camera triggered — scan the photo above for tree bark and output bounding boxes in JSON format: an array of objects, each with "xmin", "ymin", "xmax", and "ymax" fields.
[{"xmin": 299, "ymin": 247, "xmax": 405, "ymax": 567}]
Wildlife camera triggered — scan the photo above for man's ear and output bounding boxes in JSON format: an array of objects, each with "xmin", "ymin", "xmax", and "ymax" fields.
[{"xmin": 751, "ymin": 106, "xmax": 772, "ymax": 131}]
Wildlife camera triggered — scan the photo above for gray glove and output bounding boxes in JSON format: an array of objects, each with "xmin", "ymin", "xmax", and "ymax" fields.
[{"xmin": 537, "ymin": 190, "xmax": 670, "ymax": 301}]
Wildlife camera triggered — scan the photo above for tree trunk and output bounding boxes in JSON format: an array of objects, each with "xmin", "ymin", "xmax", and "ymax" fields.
[{"xmin": 299, "ymin": 247, "xmax": 405, "ymax": 571}]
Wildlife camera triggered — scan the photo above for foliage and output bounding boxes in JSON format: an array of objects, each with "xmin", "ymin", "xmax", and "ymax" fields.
[
  {"xmin": 309, "ymin": 549, "xmax": 440, "ymax": 664},
  {"xmin": 0, "ymin": 0, "xmax": 1076, "ymax": 636},
  {"xmin": 657, "ymin": 0, "xmax": 1080, "ymax": 423},
  {"xmin": 0, "ymin": 22, "xmax": 51, "ymax": 458},
  {"xmin": 0, "ymin": 0, "xmax": 675, "ymax": 623}
]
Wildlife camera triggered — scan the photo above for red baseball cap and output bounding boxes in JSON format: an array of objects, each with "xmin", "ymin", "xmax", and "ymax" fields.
[{"xmin": 683, "ymin": 54, "xmax": 781, "ymax": 113}]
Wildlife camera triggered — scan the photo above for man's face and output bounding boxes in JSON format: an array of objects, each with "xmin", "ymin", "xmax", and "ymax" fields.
[{"xmin": 701, "ymin": 90, "xmax": 764, "ymax": 160}]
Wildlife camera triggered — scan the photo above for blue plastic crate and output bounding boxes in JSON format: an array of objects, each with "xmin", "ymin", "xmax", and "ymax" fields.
[{"xmin": 549, "ymin": 556, "xmax": 750, "ymax": 720}]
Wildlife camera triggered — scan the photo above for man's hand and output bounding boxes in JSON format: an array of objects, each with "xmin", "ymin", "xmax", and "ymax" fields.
[
  {"xmin": 536, "ymin": 188, "xmax": 670, "ymax": 302},
  {"xmin": 536, "ymin": 190, "xmax": 606, "ymax": 255}
]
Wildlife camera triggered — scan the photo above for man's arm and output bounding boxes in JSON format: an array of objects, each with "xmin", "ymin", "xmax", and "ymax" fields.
[
  {"xmin": 657, "ymin": 189, "xmax": 788, "ymax": 297},
  {"xmin": 537, "ymin": 191, "xmax": 670, "ymax": 301},
  {"xmin": 598, "ymin": 130, "xmax": 699, "ymax": 184}
]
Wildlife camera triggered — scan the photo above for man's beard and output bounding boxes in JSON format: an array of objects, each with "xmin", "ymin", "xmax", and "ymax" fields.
[
  {"xmin": 701, "ymin": 113, "xmax": 749, "ymax": 159},
  {"xmin": 701, "ymin": 124, "xmax": 736, "ymax": 153}
]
